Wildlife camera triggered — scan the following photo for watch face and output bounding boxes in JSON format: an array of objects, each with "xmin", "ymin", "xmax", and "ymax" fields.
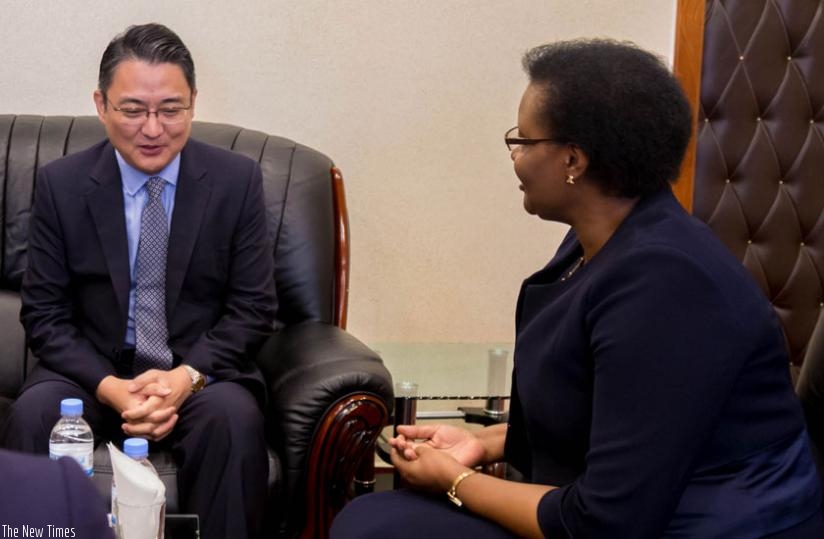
[{"xmin": 185, "ymin": 366, "xmax": 205, "ymax": 392}]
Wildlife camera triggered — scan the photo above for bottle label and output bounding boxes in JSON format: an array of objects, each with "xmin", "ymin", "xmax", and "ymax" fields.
[{"xmin": 50, "ymin": 443, "xmax": 94, "ymax": 476}]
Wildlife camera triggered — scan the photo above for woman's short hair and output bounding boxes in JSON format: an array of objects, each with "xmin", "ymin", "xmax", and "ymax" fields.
[{"xmin": 523, "ymin": 39, "xmax": 692, "ymax": 198}]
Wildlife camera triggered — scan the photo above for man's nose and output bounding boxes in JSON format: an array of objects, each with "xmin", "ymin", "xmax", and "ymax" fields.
[{"xmin": 141, "ymin": 113, "xmax": 164, "ymax": 137}]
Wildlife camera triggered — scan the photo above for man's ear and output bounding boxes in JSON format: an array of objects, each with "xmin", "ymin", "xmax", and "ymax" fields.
[
  {"xmin": 189, "ymin": 89, "xmax": 198, "ymax": 118},
  {"xmin": 93, "ymin": 90, "xmax": 106, "ymax": 122}
]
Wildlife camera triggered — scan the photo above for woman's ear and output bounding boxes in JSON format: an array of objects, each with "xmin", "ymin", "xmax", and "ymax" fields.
[{"xmin": 565, "ymin": 144, "xmax": 590, "ymax": 179}]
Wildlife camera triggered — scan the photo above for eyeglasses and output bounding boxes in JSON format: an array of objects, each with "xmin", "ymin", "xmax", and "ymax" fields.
[
  {"xmin": 504, "ymin": 126, "xmax": 564, "ymax": 151},
  {"xmin": 107, "ymin": 99, "xmax": 192, "ymax": 126}
]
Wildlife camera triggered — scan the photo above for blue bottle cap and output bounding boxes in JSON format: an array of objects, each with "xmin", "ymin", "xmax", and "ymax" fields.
[
  {"xmin": 123, "ymin": 438, "xmax": 149, "ymax": 459},
  {"xmin": 60, "ymin": 398, "xmax": 83, "ymax": 416}
]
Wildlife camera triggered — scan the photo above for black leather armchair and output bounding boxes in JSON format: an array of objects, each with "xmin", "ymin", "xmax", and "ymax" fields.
[{"xmin": 0, "ymin": 115, "xmax": 393, "ymax": 538}]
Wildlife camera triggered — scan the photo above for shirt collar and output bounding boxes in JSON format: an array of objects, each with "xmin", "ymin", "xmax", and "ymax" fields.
[{"xmin": 115, "ymin": 150, "xmax": 181, "ymax": 196}]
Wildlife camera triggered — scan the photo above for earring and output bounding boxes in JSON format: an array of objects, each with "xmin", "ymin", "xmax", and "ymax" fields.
[{"xmin": 566, "ymin": 175, "xmax": 575, "ymax": 185}]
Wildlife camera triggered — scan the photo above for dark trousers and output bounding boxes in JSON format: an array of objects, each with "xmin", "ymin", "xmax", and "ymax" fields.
[
  {"xmin": 2, "ymin": 368, "xmax": 268, "ymax": 539},
  {"xmin": 331, "ymin": 489, "xmax": 517, "ymax": 539}
]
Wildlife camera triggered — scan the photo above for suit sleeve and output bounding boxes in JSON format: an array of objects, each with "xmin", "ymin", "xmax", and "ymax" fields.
[
  {"xmin": 536, "ymin": 247, "xmax": 751, "ymax": 538},
  {"xmin": 20, "ymin": 167, "xmax": 118, "ymax": 393},
  {"xmin": 183, "ymin": 162, "xmax": 277, "ymax": 379},
  {"xmin": 0, "ymin": 450, "xmax": 113, "ymax": 536},
  {"xmin": 59, "ymin": 458, "xmax": 115, "ymax": 537}
]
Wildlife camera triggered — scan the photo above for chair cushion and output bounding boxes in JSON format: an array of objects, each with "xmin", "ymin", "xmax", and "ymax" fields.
[
  {"xmin": 92, "ymin": 445, "xmax": 181, "ymax": 513},
  {"xmin": 0, "ymin": 291, "xmax": 26, "ymax": 401},
  {"xmin": 90, "ymin": 445, "xmax": 282, "ymax": 515}
]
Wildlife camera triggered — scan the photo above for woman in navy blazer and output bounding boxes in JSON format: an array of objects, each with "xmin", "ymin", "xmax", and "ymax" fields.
[{"xmin": 332, "ymin": 39, "xmax": 824, "ymax": 538}]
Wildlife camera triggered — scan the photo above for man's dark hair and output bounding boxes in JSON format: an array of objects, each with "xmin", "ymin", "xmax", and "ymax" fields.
[
  {"xmin": 522, "ymin": 39, "xmax": 692, "ymax": 198},
  {"xmin": 98, "ymin": 23, "xmax": 196, "ymax": 97}
]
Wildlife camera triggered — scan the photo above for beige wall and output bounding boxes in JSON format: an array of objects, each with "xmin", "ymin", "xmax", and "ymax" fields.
[{"xmin": 1, "ymin": 0, "xmax": 677, "ymax": 343}]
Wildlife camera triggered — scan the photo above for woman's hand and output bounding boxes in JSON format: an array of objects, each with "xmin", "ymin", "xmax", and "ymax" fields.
[
  {"xmin": 390, "ymin": 443, "xmax": 468, "ymax": 493},
  {"xmin": 390, "ymin": 424, "xmax": 486, "ymax": 468},
  {"xmin": 391, "ymin": 424, "xmax": 554, "ymax": 539}
]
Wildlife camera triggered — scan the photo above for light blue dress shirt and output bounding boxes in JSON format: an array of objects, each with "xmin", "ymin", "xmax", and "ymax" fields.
[{"xmin": 115, "ymin": 150, "xmax": 179, "ymax": 347}]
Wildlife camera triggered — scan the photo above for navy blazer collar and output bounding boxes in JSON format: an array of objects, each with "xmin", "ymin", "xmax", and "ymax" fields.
[
  {"xmin": 525, "ymin": 188, "xmax": 681, "ymax": 286},
  {"xmin": 87, "ymin": 144, "xmax": 130, "ymax": 320},
  {"xmin": 514, "ymin": 188, "xmax": 682, "ymax": 329},
  {"xmin": 167, "ymin": 141, "xmax": 210, "ymax": 314},
  {"xmin": 85, "ymin": 140, "xmax": 212, "ymax": 319}
]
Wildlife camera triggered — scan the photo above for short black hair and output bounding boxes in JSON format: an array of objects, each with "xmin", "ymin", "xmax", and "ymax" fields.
[
  {"xmin": 522, "ymin": 39, "xmax": 692, "ymax": 198},
  {"xmin": 98, "ymin": 23, "xmax": 195, "ymax": 97}
]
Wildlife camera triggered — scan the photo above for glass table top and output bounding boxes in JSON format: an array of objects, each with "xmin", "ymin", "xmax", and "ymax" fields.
[
  {"xmin": 370, "ymin": 342, "xmax": 515, "ymax": 400},
  {"xmin": 371, "ymin": 342, "xmax": 514, "ymax": 468}
]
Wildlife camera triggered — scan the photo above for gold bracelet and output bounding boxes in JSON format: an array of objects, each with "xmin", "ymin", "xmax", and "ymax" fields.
[{"xmin": 446, "ymin": 469, "xmax": 477, "ymax": 507}]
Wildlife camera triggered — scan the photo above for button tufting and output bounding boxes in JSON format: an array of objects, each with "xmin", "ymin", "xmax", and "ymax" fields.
[{"xmin": 693, "ymin": 5, "xmax": 824, "ymax": 369}]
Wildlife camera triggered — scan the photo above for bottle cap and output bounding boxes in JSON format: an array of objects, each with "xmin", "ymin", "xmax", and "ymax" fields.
[
  {"xmin": 123, "ymin": 438, "xmax": 149, "ymax": 459},
  {"xmin": 60, "ymin": 398, "xmax": 83, "ymax": 416}
]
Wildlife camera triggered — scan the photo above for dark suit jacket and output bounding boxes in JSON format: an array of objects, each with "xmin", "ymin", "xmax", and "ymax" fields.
[
  {"xmin": 20, "ymin": 139, "xmax": 277, "ymax": 404},
  {"xmin": 0, "ymin": 448, "xmax": 114, "ymax": 537},
  {"xmin": 504, "ymin": 189, "xmax": 823, "ymax": 538}
]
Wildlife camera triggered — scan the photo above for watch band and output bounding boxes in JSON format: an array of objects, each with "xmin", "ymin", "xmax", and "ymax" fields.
[
  {"xmin": 446, "ymin": 469, "xmax": 477, "ymax": 507},
  {"xmin": 183, "ymin": 364, "xmax": 206, "ymax": 393}
]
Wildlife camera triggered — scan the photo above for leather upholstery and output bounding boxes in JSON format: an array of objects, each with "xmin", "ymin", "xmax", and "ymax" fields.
[
  {"xmin": 693, "ymin": 0, "xmax": 824, "ymax": 377},
  {"xmin": 0, "ymin": 115, "xmax": 393, "ymax": 537},
  {"xmin": 693, "ymin": 0, "xmax": 824, "ymax": 492},
  {"xmin": 798, "ymin": 316, "xmax": 824, "ymax": 495},
  {"xmin": 0, "ymin": 116, "xmax": 339, "ymax": 324}
]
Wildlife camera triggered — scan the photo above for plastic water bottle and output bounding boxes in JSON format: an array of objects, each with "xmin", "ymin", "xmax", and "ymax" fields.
[
  {"xmin": 112, "ymin": 437, "xmax": 157, "ymax": 536},
  {"xmin": 112, "ymin": 438, "xmax": 154, "ymax": 502},
  {"xmin": 49, "ymin": 398, "xmax": 94, "ymax": 476},
  {"xmin": 123, "ymin": 437, "xmax": 151, "ymax": 463},
  {"xmin": 112, "ymin": 438, "xmax": 149, "ymax": 510}
]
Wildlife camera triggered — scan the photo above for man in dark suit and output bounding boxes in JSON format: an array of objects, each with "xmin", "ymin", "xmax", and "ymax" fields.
[
  {"xmin": 2, "ymin": 23, "xmax": 276, "ymax": 539},
  {"xmin": 0, "ymin": 449, "xmax": 114, "ymax": 538}
]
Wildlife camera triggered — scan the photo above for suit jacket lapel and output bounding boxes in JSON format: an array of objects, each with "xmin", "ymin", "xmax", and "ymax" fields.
[
  {"xmin": 166, "ymin": 144, "xmax": 210, "ymax": 314},
  {"xmin": 87, "ymin": 145, "xmax": 130, "ymax": 321}
]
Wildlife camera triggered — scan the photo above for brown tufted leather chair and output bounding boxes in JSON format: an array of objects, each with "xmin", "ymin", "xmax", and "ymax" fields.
[
  {"xmin": 0, "ymin": 115, "xmax": 393, "ymax": 538},
  {"xmin": 674, "ymin": 0, "xmax": 824, "ymax": 490}
]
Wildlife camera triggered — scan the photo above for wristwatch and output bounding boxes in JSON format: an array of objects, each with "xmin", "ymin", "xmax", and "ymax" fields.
[{"xmin": 183, "ymin": 364, "xmax": 207, "ymax": 393}]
